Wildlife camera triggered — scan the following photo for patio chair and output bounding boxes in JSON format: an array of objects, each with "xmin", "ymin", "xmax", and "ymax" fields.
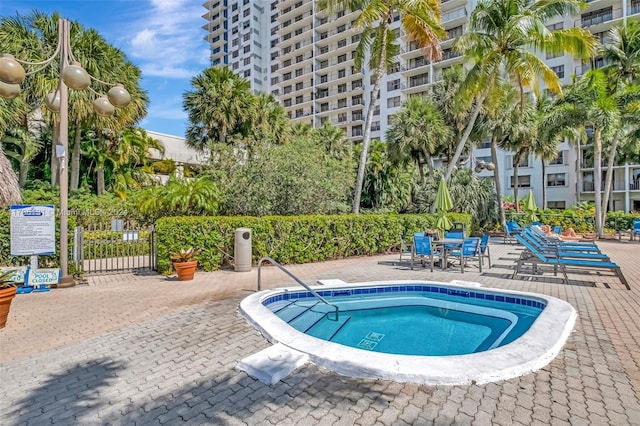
[
  {"xmin": 479, "ymin": 234, "xmax": 492, "ymax": 268},
  {"xmin": 398, "ymin": 234, "xmax": 413, "ymax": 263},
  {"xmin": 633, "ymin": 220, "xmax": 640, "ymax": 241},
  {"xmin": 504, "ymin": 221, "xmax": 523, "ymax": 244},
  {"xmin": 411, "ymin": 234, "xmax": 439, "ymax": 272},
  {"xmin": 513, "ymin": 234, "xmax": 629, "ymax": 290},
  {"xmin": 448, "ymin": 237, "xmax": 482, "ymax": 274}
]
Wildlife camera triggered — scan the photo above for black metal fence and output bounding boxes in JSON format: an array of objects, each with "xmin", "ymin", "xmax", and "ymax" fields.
[{"xmin": 73, "ymin": 222, "xmax": 157, "ymax": 274}]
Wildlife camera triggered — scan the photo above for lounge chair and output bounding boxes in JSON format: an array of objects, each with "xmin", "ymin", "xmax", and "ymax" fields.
[
  {"xmin": 411, "ymin": 234, "xmax": 439, "ymax": 272},
  {"xmin": 504, "ymin": 221, "xmax": 523, "ymax": 244},
  {"xmin": 513, "ymin": 234, "xmax": 629, "ymax": 290},
  {"xmin": 479, "ymin": 234, "xmax": 492, "ymax": 268},
  {"xmin": 633, "ymin": 220, "xmax": 640, "ymax": 241},
  {"xmin": 519, "ymin": 230, "xmax": 609, "ymax": 260},
  {"xmin": 449, "ymin": 237, "xmax": 482, "ymax": 273}
]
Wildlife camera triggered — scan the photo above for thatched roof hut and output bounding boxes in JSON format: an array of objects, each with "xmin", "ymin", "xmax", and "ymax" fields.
[{"xmin": 0, "ymin": 145, "xmax": 21, "ymax": 207}]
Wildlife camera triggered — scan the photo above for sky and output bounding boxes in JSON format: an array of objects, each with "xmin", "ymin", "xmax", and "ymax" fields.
[{"xmin": 1, "ymin": 0, "xmax": 212, "ymax": 137}]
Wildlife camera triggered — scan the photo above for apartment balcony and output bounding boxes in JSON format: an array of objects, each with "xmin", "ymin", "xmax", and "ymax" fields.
[
  {"xmin": 315, "ymin": 24, "xmax": 357, "ymax": 46},
  {"xmin": 317, "ymin": 57, "xmax": 355, "ymax": 73},
  {"xmin": 277, "ymin": 5, "xmax": 312, "ymax": 23},
  {"xmin": 401, "ymin": 60, "xmax": 429, "ymax": 77},
  {"xmin": 441, "ymin": 7, "xmax": 467, "ymax": 26},
  {"xmin": 315, "ymin": 10, "xmax": 356, "ymax": 32},
  {"xmin": 279, "ymin": 54, "xmax": 313, "ymax": 72},
  {"xmin": 277, "ymin": 0, "xmax": 303, "ymax": 10},
  {"xmin": 577, "ymin": 7, "xmax": 624, "ymax": 32},
  {"xmin": 316, "ymin": 39, "xmax": 359, "ymax": 61},
  {"xmin": 277, "ymin": 15, "xmax": 313, "ymax": 36},
  {"xmin": 440, "ymin": 0, "xmax": 467, "ymax": 10},
  {"xmin": 316, "ymin": 70, "xmax": 363, "ymax": 88},
  {"xmin": 629, "ymin": 2, "xmax": 640, "ymax": 15},
  {"xmin": 279, "ymin": 38, "xmax": 314, "ymax": 61}
]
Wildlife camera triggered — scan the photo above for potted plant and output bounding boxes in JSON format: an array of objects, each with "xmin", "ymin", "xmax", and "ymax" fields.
[
  {"xmin": 170, "ymin": 248, "xmax": 202, "ymax": 281},
  {"xmin": 0, "ymin": 270, "xmax": 18, "ymax": 328}
]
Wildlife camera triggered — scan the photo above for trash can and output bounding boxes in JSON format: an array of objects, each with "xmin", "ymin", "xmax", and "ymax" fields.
[{"xmin": 234, "ymin": 228, "xmax": 252, "ymax": 272}]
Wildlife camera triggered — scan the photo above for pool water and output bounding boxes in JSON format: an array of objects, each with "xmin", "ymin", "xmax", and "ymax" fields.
[{"xmin": 268, "ymin": 291, "xmax": 542, "ymax": 356}]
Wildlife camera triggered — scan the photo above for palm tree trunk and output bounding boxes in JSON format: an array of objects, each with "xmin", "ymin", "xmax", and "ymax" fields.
[
  {"xmin": 19, "ymin": 158, "xmax": 29, "ymax": 187},
  {"xmin": 70, "ymin": 119, "xmax": 82, "ymax": 191},
  {"xmin": 513, "ymin": 161, "xmax": 520, "ymax": 213},
  {"xmin": 601, "ymin": 131, "xmax": 619, "ymax": 226},
  {"xmin": 353, "ymin": 34, "xmax": 388, "ymax": 214},
  {"xmin": 0, "ymin": 146, "xmax": 21, "ymax": 207},
  {"xmin": 541, "ymin": 160, "xmax": 547, "ymax": 209},
  {"xmin": 96, "ymin": 162, "xmax": 105, "ymax": 195},
  {"xmin": 593, "ymin": 129, "xmax": 603, "ymax": 237},
  {"xmin": 491, "ymin": 137, "xmax": 507, "ymax": 232},
  {"xmin": 444, "ymin": 72, "xmax": 497, "ymax": 182}
]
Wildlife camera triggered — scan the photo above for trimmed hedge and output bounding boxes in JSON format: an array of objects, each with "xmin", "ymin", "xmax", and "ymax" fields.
[{"xmin": 155, "ymin": 213, "xmax": 472, "ymax": 274}]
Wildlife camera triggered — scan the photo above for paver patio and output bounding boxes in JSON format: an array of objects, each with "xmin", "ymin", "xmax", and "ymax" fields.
[{"xmin": 1, "ymin": 239, "xmax": 639, "ymax": 425}]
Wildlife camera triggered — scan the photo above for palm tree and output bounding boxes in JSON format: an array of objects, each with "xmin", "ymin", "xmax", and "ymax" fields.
[
  {"xmin": 531, "ymin": 94, "xmax": 559, "ymax": 209},
  {"xmin": 317, "ymin": 0, "xmax": 445, "ymax": 214},
  {"xmin": 243, "ymin": 92, "xmax": 291, "ymax": 160},
  {"xmin": 313, "ymin": 121, "xmax": 352, "ymax": 160},
  {"xmin": 599, "ymin": 21, "xmax": 640, "ymax": 222},
  {"xmin": 542, "ymin": 71, "xmax": 620, "ymax": 237},
  {"xmin": 1, "ymin": 127, "xmax": 44, "ymax": 186},
  {"xmin": 1, "ymin": 12, "xmax": 148, "ymax": 192},
  {"xmin": 386, "ymin": 96, "xmax": 451, "ymax": 183},
  {"xmin": 0, "ymin": 143, "xmax": 21, "ymax": 206},
  {"xmin": 449, "ymin": 0, "xmax": 596, "ymax": 182},
  {"xmin": 183, "ymin": 66, "xmax": 253, "ymax": 149}
]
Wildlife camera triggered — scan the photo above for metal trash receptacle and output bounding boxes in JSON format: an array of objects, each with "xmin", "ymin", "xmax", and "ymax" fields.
[{"xmin": 234, "ymin": 228, "xmax": 252, "ymax": 272}]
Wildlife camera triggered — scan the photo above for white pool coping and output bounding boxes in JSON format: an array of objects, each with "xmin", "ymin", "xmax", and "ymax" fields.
[{"xmin": 239, "ymin": 280, "xmax": 577, "ymax": 386}]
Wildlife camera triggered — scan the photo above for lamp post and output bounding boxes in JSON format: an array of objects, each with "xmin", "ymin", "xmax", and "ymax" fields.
[
  {"xmin": 0, "ymin": 18, "xmax": 131, "ymax": 283},
  {"xmin": 474, "ymin": 160, "xmax": 496, "ymax": 173}
]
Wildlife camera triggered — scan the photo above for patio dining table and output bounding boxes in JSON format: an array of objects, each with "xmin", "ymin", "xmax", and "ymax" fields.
[{"xmin": 431, "ymin": 238, "xmax": 464, "ymax": 272}]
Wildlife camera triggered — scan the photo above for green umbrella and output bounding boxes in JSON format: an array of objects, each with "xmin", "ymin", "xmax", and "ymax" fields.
[
  {"xmin": 435, "ymin": 177, "xmax": 453, "ymax": 234},
  {"xmin": 523, "ymin": 190, "xmax": 539, "ymax": 224}
]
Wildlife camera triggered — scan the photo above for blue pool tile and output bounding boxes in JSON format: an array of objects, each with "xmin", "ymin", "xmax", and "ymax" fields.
[
  {"xmin": 486, "ymin": 294, "xmax": 495, "ymax": 301},
  {"xmin": 496, "ymin": 295, "xmax": 505, "ymax": 302},
  {"xmin": 506, "ymin": 297, "xmax": 515, "ymax": 304}
]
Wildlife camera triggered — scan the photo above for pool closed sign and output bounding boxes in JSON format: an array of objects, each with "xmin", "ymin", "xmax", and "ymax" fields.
[{"xmin": 10, "ymin": 205, "xmax": 56, "ymax": 256}]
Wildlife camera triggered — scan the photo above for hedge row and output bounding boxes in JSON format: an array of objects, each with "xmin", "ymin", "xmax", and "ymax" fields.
[{"xmin": 155, "ymin": 213, "xmax": 472, "ymax": 274}]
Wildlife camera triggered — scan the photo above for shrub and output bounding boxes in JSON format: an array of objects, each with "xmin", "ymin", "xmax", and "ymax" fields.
[{"xmin": 155, "ymin": 213, "xmax": 472, "ymax": 274}]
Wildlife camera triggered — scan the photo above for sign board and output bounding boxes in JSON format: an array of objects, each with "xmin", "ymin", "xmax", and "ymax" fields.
[
  {"xmin": 25, "ymin": 268, "xmax": 61, "ymax": 287},
  {"xmin": 0, "ymin": 266, "xmax": 29, "ymax": 284},
  {"xmin": 10, "ymin": 205, "xmax": 56, "ymax": 256}
]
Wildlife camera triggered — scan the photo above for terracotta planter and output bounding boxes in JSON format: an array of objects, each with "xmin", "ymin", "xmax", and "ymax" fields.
[
  {"xmin": 173, "ymin": 260, "xmax": 198, "ymax": 281},
  {"xmin": 0, "ymin": 286, "xmax": 17, "ymax": 328}
]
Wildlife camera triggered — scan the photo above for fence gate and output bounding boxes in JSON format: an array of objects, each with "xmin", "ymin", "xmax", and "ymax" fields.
[{"xmin": 74, "ymin": 222, "xmax": 157, "ymax": 274}]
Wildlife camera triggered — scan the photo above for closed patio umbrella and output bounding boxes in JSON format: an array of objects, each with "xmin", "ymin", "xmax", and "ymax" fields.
[
  {"xmin": 523, "ymin": 190, "xmax": 538, "ymax": 224},
  {"xmin": 435, "ymin": 177, "xmax": 453, "ymax": 235}
]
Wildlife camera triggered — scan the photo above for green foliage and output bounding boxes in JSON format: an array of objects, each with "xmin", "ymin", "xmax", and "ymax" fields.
[
  {"xmin": 155, "ymin": 213, "xmax": 472, "ymax": 274},
  {"xmin": 136, "ymin": 177, "xmax": 220, "ymax": 222},
  {"xmin": 221, "ymin": 137, "xmax": 355, "ymax": 216},
  {"xmin": 169, "ymin": 247, "xmax": 202, "ymax": 263}
]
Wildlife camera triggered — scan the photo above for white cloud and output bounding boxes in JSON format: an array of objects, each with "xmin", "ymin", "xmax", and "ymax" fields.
[{"xmin": 123, "ymin": 0, "xmax": 210, "ymax": 80}]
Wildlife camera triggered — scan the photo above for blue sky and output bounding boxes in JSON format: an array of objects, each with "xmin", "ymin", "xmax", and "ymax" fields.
[{"xmin": 1, "ymin": 0, "xmax": 211, "ymax": 137}]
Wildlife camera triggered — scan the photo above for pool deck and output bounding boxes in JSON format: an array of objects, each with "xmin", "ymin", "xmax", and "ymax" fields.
[{"xmin": 1, "ymin": 239, "xmax": 639, "ymax": 425}]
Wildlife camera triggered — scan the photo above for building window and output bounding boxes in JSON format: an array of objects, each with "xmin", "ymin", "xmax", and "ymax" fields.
[
  {"xmin": 337, "ymin": 112, "xmax": 347, "ymax": 123},
  {"xmin": 296, "ymin": 82, "xmax": 304, "ymax": 90},
  {"xmin": 338, "ymin": 83, "xmax": 347, "ymax": 93},
  {"xmin": 320, "ymin": 102, "xmax": 329, "ymax": 112},
  {"xmin": 244, "ymin": 57, "xmax": 251, "ymax": 65},
  {"xmin": 371, "ymin": 121, "xmax": 380, "ymax": 131},
  {"xmin": 548, "ymin": 201, "xmax": 566, "ymax": 209},
  {"xmin": 508, "ymin": 155, "xmax": 530, "ymax": 168},
  {"xmin": 389, "ymin": 63, "xmax": 400, "ymax": 74},
  {"xmin": 243, "ymin": 69, "xmax": 251, "ymax": 77},
  {"xmin": 549, "ymin": 151, "xmax": 565, "ymax": 165},
  {"xmin": 337, "ymin": 54, "xmax": 347, "ymax": 63},
  {"xmin": 547, "ymin": 173, "xmax": 566, "ymax": 187},
  {"xmin": 352, "ymin": 125, "xmax": 363, "ymax": 136},
  {"xmin": 387, "ymin": 96, "xmax": 401, "ymax": 108},
  {"xmin": 551, "ymin": 65, "xmax": 564, "ymax": 78},
  {"xmin": 338, "ymin": 98, "xmax": 347, "ymax": 108},
  {"xmin": 320, "ymin": 74, "xmax": 328, "ymax": 83},
  {"xmin": 510, "ymin": 175, "xmax": 531, "ymax": 188},
  {"xmin": 338, "ymin": 69, "xmax": 346, "ymax": 78},
  {"xmin": 243, "ymin": 45, "xmax": 250, "ymax": 53},
  {"xmin": 296, "ymin": 95, "xmax": 303, "ymax": 104},
  {"xmin": 352, "ymin": 95, "xmax": 363, "ymax": 105},
  {"xmin": 284, "ymin": 99, "xmax": 292, "ymax": 107},
  {"xmin": 387, "ymin": 79, "xmax": 400, "ymax": 91}
]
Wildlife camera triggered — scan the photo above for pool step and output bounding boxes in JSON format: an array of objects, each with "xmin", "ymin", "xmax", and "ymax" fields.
[
  {"xmin": 277, "ymin": 301, "xmax": 320, "ymax": 323},
  {"xmin": 288, "ymin": 307, "xmax": 332, "ymax": 332},
  {"xmin": 306, "ymin": 315, "xmax": 352, "ymax": 341}
]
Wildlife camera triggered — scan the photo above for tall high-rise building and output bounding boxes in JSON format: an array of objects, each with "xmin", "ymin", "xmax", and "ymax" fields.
[{"xmin": 202, "ymin": 0, "xmax": 640, "ymax": 212}]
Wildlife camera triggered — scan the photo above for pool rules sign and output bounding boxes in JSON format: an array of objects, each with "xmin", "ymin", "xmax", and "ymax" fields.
[{"xmin": 10, "ymin": 205, "xmax": 56, "ymax": 256}]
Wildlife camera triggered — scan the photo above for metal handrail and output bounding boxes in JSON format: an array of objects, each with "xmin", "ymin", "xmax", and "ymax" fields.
[{"xmin": 257, "ymin": 256, "xmax": 339, "ymax": 321}]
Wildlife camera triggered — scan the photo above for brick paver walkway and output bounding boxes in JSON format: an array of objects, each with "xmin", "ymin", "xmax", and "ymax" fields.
[{"xmin": 1, "ymin": 239, "xmax": 639, "ymax": 425}]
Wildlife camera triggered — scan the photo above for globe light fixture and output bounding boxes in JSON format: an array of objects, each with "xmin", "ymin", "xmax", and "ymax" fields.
[
  {"xmin": 0, "ymin": 18, "xmax": 132, "ymax": 283},
  {"xmin": 475, "ymin": 160, "xmax": 496, "ymax": 173}
]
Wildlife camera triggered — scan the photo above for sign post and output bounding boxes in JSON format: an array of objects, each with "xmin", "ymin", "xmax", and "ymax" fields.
[{"xmin": 10, "ymin": 205, "xmax": 59, "ymax": 289}]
